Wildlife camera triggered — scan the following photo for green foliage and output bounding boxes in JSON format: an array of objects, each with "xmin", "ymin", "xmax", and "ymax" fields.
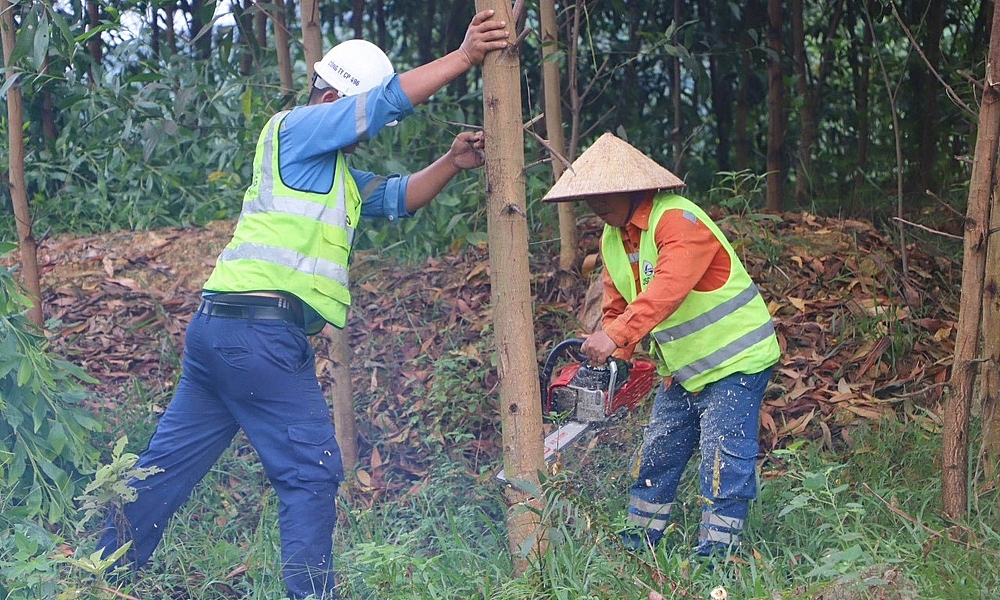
[
  {"xmin": 0, "ymin": 516, "xmax": 62, "ymax": 600},
  {"xmin": 0, "ymin": 253, "xmax": 101, "ymax": 527},
  {"xmin": 74, "ymin": 436, "xmax": 162, "ymax": 533}
]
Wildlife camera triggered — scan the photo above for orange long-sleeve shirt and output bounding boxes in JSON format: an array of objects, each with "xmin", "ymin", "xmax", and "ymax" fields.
[{"xmin": 601, "ymin": 197, "xmax": 732, "ymax": 360}]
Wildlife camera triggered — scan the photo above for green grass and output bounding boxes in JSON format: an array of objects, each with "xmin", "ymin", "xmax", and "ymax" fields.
[{"xmin": 28, "ymin": 398, "xmax": 998, "ymax": 599}]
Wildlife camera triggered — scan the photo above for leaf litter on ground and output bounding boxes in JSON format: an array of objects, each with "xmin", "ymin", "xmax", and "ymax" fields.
[{"xmin": 14, "ymin": 211, "xmax": 960, "ymax": 507}]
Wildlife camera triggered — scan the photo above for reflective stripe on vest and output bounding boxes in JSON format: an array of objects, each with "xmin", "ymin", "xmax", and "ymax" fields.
[
  {"xmin": 203, "ymin": 109, "xmax": 362, "ymax": 330},
  {"xmin": 602, "ymin": 193, "xmax": 779, "ymax": 392}
]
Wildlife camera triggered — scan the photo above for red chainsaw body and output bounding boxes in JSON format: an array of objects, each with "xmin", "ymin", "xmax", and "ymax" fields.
[{"xmin": 544, "ymin": 359, "xmax": 657, "ymax": 423}]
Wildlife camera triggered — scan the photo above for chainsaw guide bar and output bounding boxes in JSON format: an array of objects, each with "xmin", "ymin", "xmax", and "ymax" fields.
[{"xmin": 495, "ymin": 339, "xmax": 657, "ymax": 483}]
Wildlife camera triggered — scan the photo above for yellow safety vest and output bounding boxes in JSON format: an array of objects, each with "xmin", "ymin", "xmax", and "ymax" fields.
[
  {"xmin": 602, "ymin": 193, "xmax": 780, "ymax": 392},
  {"xmin": 203, "ymin": 110, "xmax": 362, "ymax": 333}
]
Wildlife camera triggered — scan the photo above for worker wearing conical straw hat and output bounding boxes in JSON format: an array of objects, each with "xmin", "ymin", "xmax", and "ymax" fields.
[{"xmin": 544, "ymin": 133, "xmax": 780, "ymax": 558}]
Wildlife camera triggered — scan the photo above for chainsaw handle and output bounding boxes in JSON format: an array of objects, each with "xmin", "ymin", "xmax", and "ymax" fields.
[{"xmin": 539, "ymin": 338, "xmax": 587, "ymax": 405}]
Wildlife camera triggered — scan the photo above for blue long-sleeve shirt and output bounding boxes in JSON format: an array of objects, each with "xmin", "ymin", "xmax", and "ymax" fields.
[{"xmin": 277, "ymin": 74, "xmax": 417, "ymax": 221}]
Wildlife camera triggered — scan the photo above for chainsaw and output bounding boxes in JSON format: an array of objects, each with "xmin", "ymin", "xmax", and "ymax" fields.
[{"xmin": 496, "ymin": 338, "xmax": 657, "ymax": 482}]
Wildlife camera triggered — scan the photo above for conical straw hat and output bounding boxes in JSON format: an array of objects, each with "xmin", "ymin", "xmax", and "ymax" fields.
[{"xmin": 542, "ymin": 133, "xmax": 684, "ymax": 202}]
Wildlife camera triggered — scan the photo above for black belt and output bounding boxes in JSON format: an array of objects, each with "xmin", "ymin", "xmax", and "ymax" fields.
[{"xmin": 199, "ymin": 294, "xmax": 304, "ymax": 327}]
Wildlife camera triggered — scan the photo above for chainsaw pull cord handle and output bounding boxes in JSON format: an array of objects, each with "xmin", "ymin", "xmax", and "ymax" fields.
[{"xmin": 539, "ymin": 338, "xmax": 587, "ymax": 405}]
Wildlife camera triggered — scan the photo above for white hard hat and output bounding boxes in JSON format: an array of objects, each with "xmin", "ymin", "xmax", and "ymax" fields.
[{"xmin": 313, "ymin": 39, "xmax": 395, "ymax": 97}]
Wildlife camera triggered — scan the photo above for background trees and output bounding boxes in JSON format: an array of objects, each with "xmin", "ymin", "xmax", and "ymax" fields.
[{"xmin": 0, "ymin": 0, "xmax": 989, "ymax": 243}]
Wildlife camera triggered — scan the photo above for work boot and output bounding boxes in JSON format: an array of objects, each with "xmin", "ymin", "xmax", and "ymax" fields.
[
  {"xmin": 619, "ymin": 527, "xmax": 663, "ymax": 552},
  {"xmin": 693, "ymin": 539, "xmax": 735, "ymax": 558}
]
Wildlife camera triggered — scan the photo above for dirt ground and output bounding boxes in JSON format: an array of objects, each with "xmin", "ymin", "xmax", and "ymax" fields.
[{"xmin": 10, "ymin": 211, "xmax": 960, "ymax": 501}]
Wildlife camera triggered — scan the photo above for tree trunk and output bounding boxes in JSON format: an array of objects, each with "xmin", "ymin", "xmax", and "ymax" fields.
[
  {"xmin": 1, "ymin": 0, "xmax": 43, "ymax": 329},
  {"xmin": 237, "ymin": 0, "xmax": 255, "ymax": 75},
  {"xmin": 273, "ymin": 0, "xmax": 293, "ymax": 97},
  {"xmin": 254, "ymin": 5, "xmax": 267, "ymax": 50},
  {"xmin": 352, "ymin": 0, "xmax": 365, "ymax": 38},
  {"xmin": 911, "ymin": 0, "xmax": 946, "ymax": 197},
  {"xmin": 86, "ymin": 0, "xmax": 103, "ymax": 65},
  {"xmin": 981, "ymin": 175, "xmax": 1000, "ymax": 489},
  {"xmin": 301, "ymin": 0, "xmax": 323, "ymax": 78},
  {"xmin": 700, "ymin": 0, "xmax": 731, "ymax": 173},
  {"xmin": 791, "ymin": 0, "xmax": 808, "ymax": 204},
  {"xmin": 540, "ymin": 0, "xmax": 577, "ymax": 283},
  {"xmin": 765, "ymin": 0, "xmax": 785, "ymax": 212},
  {"xmin": 942, "ymin": 0, "xmax": 1000, "ymax": 521},
  {"xmin": 849, "ymin": 0, "xmax": 872, "ymax": 205},
  {"xmin": 670, "ymin": 0, "xmax": 682, "ymax": 167},
  {"xmin": 151, "ymin": 0, "xmax": 160, "ymax": 57},
  {"xmin": 736, "ymin": 46, "xmax": 751, "ymax": 172},
  {"xmin": 165, "ymin": 6, "xmax": 176, "ymax": 53},
  {"xmin": 328, "ymin": 327, "xmax": 358, "ymax": 472},
  {"xmin": 475, "ymin": 0, "xmax": 545, "ymax": 574}
]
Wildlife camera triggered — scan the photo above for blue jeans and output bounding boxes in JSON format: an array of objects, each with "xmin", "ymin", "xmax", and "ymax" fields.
[
  {"xmin": 97, "ymin": 310, "xmax": 344, "ymax": 599},
  {"xmin": 628, "ymin": 368, "xmax": 772, "ymax": 544}
]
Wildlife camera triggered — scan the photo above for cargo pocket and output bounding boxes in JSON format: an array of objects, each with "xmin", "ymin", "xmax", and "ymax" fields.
[
  {"xmin": 288, "ymin": 422, "xmax": 345, "ymax": 483},
  {"xmin": 715, "ymin": 436, "xmax": 759, "ymax": 501}
]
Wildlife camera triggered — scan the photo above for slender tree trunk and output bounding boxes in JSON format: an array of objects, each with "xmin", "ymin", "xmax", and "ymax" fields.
[
  {"xmin": 765, "ymin": 0, "xmax": 785, "ymax": 212},
  {"xmin": 981, "ymin": 181, "xmax": 1000, "ymax": 488},
  {"xmin": 540, "ymin": 0, "xmax": 577, "ymax": 283},
  {"xmin": 352, "ymin": 0, "xmax": 365, "ymax": 38},
  {"xmin": 736, "ymin": 47, "xmax": 751, "ymax": 172},
  {"xmin": 1, "ymin": 0, "xmax": 43, "ymax": 328},
  {"xmin": 913, "ymin": 0, "xmax": 946, "ymax": 196},
  {"xmin": 375, "ymin": 0, "xmax": 386, "ymax": 50},
  {"xmin": 87, "ymin": 0, "xmax": 103, "ymax": 64},
  {"xmin": 699, "ymin": 0, "xmax": 731, "ymax": 173},
  {"xmin": 670, "ymin": 0, "xmax": 682, "ymax": 167},
  {"xmin": 475, "ymin": 0, "xmax": 545, "ymax": 574},
  {"xmin": 151, "ymin": 0, "xmax": 161, "ymax": 57},
  {"xmin": 187, "ymin": 0, "xmax": 213, "ymax": 60},
  {"xmin": 254, "ymin": 4, "xmax": 267, "ymax": 49},
  {"xmin": 273, "ymin": 0, "xmax": 293, "ymax": 97},
  {"xmin": 237, "ymin": 0, "xmax": 255, "ymax": 75},
  {"xmin": 328, "ymin": 328, "xmax": 358, "ymax": 472},
  {"xmin": 791, "ymin": 0, "xmax": 809, "ymax": 204},
  {"xmin": 942, "ymin": 0, "xmax": 1000, "ymax": 521},
  {"xmin": 165, "ymin": 6, "xmax": 176, "ymax": 53},
  {"xmin": 301, "ymin": 0, "xmax": 323, "ymax": 78},
  {"xmin": 849, "ymin": 0, "xmax": 872, "ymax": 204}
]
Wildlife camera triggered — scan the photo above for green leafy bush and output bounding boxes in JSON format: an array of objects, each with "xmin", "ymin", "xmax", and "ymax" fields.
[{"xmin": 0, "ymin": 244, "xmax": 102, "ymax": 525}]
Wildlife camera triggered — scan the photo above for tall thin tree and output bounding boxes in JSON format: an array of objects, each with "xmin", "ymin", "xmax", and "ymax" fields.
[
  {"xmin": 475, "ymin": 0, "xmax": 545, "ymax": 574},
  {"xmin": 1, "ymin": 0, "xmax": 43, "ymax": 328},
  {"xmin": 942, "ymin": 0, "xmax": 1000, "ymax": 521},
  {"xmin": 540, "ymin": 0, "xmax": 577, "ymax": 283},
  {"xmin": 765, "ymin": 0, "xmax": 785, "ymax": 212}
]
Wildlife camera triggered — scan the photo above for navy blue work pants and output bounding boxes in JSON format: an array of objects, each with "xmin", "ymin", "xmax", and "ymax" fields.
[
  {"xmin": 97, "ymin": 310, "xmax": 344, "ymax": 599},
  {"xmin": 628, "ymin": 368, "xmax": 772, "ymax": 541}
]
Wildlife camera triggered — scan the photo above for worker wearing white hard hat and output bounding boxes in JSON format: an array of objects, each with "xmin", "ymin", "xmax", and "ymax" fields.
[
  {"xmin": 96, "ymin": 10, "xmax": 510, "ymax": 600},
  {"xmin": 313, "ymin": 38, "xmax": 396, "ymax": 98}
]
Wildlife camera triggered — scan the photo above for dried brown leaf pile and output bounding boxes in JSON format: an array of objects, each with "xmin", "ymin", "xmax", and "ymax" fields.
[{"xmin": 21, "ymin": 212, "xmax": 959, "ymax": 501}]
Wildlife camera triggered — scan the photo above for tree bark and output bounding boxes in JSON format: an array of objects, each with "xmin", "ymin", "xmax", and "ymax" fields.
[
  {"xmin": 328, "ymin": 327, "xmax": 358, "ymax": 472},
  {"xmin": 300, "ymin": 0, "xmax": 323, "ymax": 79},
  {"xmin": 981, "ymin": 172, "xmax": 1000, "ymax": 489},
  {"xmin": 273, "ymin": 0, "xmax": 293, "ymax": 97},
  {"xmin": 540, "ymin": 0, "xmax": 577, "ymax": 283},
  {"xmin": 765, "ymin": 0, "xmax": 785, "ymax": 212},
  {"xmin": 943, "ymin": 0, "xmax": 1000, "ymax": 521},
  {"xmin": 1, "ymin": 0, "xmax": 43, "ymax": 328},
  {"xmin": 86, "ymin": 0, "xmax": 103, "ymax": 65},
  {"xmin": 237, "ymin": 0, "xmax": 255, "ymax": 75},
  {"xmin": 352, "ymin": 0, "xmax": 365, "ymax": 39},
  {"xmin": 475, "ymin": 0, "xmax": 545, "ymax": 574},
  {"xmin": 849, "ymin": 0, "xmax": 872, "ymax": 205}
]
